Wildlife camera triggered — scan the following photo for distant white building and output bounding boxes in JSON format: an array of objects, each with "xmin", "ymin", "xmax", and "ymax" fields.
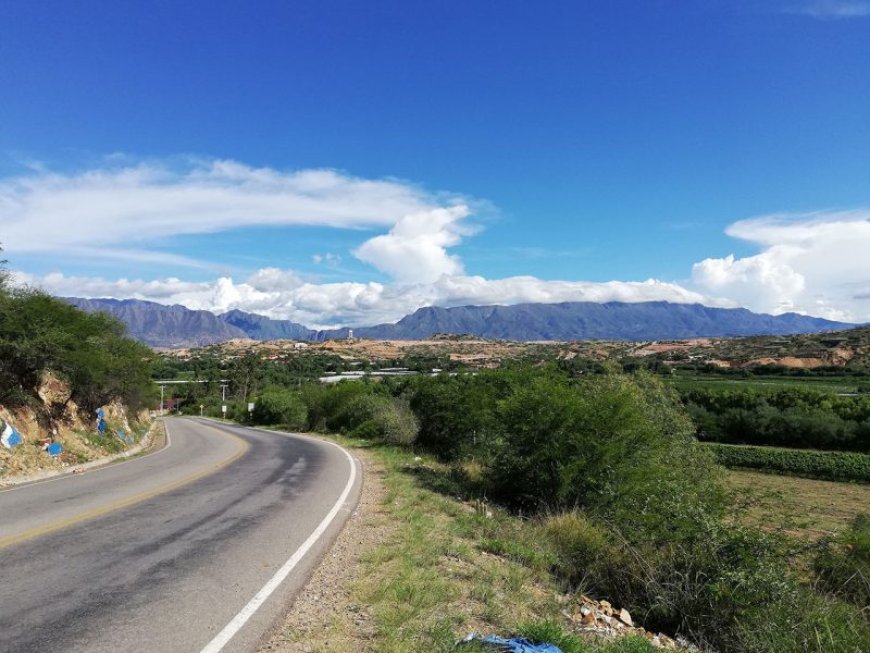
[{"xmin": 294, "ymin": 342, "xmax": 309, "ymax": 350}]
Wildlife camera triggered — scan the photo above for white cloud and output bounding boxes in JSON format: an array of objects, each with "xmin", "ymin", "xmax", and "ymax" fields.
[
  {"xmin": 354, "ymin": 206, "xmax": 471, "ymax": 283},
  {"xmin": 13, "ymin": 268, "xmax": 725, "ymax": 329},
  {"xmin": 0, "ymin": 159, "xmax": 471, "ymax": 274},
  {"xmin": 692, "ymin": 210, "xmax": 870, "ymax": 322},
  {"xmin": 8, "ymin": 158, "xmax": 868, "ymax": 327}
]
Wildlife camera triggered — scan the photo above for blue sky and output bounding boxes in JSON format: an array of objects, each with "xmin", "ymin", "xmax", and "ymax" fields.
[{"xmin": 2, "ymin": 1, "xmax": 870, "ymax": 326}]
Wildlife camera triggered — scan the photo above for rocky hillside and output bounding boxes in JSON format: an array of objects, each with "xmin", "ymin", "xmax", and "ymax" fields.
[{"xmin": 0, "ymin": 373, "xmax": 150, "ymax": 483}]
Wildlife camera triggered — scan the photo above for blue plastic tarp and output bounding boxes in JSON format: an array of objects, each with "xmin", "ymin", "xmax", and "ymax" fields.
[
  {"xmin": 96, "ymin": 407, "xmax": 107, "ymax": 434},
  {"xmin": 115, "ymin": 430, "xmax": 134, "ymax": 445},
  {"xmin": 460, "ymin": 635, "xmax": 563, "ymax": 653},
  {"xmin": 1, "ymin": 419, "xmax": 23, "ymax": 449},
  {"xmin": 46, "ymin": 442, "xmax": 63, "ymax": 457}
]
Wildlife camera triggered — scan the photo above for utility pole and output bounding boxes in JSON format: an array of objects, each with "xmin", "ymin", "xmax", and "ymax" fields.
[
  {"xmin": 220, "ymin": 383, "xmax": 228, "ymax": 401},
  {"xmin": 160, "ymin": 385, "xmax": 165, "ymax": 416}
]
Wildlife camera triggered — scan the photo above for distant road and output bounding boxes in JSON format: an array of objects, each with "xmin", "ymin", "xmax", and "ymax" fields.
[{"xmin": 0, "ymin": 418, "xmax": 361, "ymax": 653}]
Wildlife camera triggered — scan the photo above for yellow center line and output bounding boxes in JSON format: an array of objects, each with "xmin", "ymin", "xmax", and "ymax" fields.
[{"xmin": 0, "ymin": 422, "xmax": 249, "ymax": 552}]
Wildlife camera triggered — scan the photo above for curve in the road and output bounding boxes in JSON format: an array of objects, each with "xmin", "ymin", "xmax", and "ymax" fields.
[
  {"xmin": 0, "ymin": 422, "xmax": 249, "ymax": 551},
  {"xmin": 0, "ymin": 418, "xmax": 362, "ymax": 653}
]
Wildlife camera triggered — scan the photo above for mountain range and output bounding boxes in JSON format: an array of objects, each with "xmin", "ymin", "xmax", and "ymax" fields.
[{"xmin": 62, "ymin": 297, "xmax": 855, "ymax": 348}]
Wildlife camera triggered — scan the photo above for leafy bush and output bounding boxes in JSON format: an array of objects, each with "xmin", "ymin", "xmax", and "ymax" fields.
[
  {"xmin": 814, "ymin": 513, "xmax": 870, "ymax": 607},
  {"xmin": 300, "ymin": 381, "xmax": 383, "ymax": 432},
  {"xmin": 490, "ymin": 372, "xmax": 724, "ymax": 539},
  {"xmin": 372, "ymin": 398, "xmax": 419, "ymax": 445},
  {"xmin": 251, "ymin": 387, "xmax": 308, "ymax": 429},
  {"xmin": 299, "ymin": 382, "xmax": 418, "ymax": 444},
  {"xmin": 408, "ymin": 372, "xmax": 506, "ymax": 460},
  {"xmin": 705, "ymin": 442, "xmax": 870, "ymax": 482}
]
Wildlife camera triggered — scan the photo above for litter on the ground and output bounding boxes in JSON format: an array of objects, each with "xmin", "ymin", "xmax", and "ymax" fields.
[
  {"xmin": 458, "ymin": 634, "xmax": 563, "ymax": 653},
  {"xmin": 1, "ymin": 419, "xmax": 23, "ymax": 449},
  {"xmin": 115, "ymin": 430, "xmax": 134, "ymax": 445}
]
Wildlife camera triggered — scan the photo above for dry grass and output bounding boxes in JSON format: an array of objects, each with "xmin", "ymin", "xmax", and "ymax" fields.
[{"xmin": 726, "ymin": 469, "xmax": 870, "ymax": 541}]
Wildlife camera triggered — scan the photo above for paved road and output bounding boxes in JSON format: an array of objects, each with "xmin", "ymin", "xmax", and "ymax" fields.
[{"xmin": 0, "ymin": 418, "xmax": 361, "ymax": 653}]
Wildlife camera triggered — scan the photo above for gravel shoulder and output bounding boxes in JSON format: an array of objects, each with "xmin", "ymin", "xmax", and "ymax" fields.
[{"xmin": 259, "ymin": 445, "xmax": 390, "ymax": 653}]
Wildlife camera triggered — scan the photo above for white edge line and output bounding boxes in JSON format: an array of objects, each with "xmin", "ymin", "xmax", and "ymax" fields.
[
  {"xmin": 198, "ymin": 429, "xmax": 359, "ymax": 653},
  {"xmin": 0, "ymin": 420, "xmax": 174, "ymax": 495}
]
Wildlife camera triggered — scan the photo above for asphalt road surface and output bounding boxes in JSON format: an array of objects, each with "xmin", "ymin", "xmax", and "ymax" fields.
[{"xmin": 0, "ymin": 418, "xmax": 361, "ymax": 653}]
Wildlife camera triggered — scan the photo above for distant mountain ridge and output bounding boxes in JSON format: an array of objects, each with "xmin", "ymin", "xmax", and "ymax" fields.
[
  {"xmin": 64, "ymin": 298, "xmax": 249, "ymax": 347},
  {"xmin": 62, "ymin": 297, "xmax": 855, "ymax": 348}
]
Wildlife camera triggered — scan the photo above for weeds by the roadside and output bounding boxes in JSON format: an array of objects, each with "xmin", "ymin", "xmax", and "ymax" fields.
[{"xmin": 324, "ymin": 441, "xmax": 651, "ymax": 653}]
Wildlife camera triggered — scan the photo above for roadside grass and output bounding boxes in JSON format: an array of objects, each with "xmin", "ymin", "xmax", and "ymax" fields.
[
  {"xmin": 357, "ymin": 444, "xmax": 564, "ymax": 652},
  {"xmin": 282, "ymin": 433, "xmax": 657, "ymax": 653},
  {"xmin": 726, "ymin": 469, "xmax": 870, "ymax": 541}
]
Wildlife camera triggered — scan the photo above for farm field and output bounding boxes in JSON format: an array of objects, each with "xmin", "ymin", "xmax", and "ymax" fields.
[
  {"xmin": 669, "ymin": 374, "xmax": 867, "ymax": 394},
  {"xmin": 726, "ymin": 469, "xmax": 870, "ymax": 541}
]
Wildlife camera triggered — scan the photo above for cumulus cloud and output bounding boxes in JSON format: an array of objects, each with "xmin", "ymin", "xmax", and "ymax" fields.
[
  {"xmin": 13, "ymin": 268, "xmax": 724, "ymax": 329},
  {"xmin": 354, "ymin": 206, "xmax": 471, "ymax": 283},
  {"xmin": 0, "ymin": 158, "xmax": 472, "ymax": 273},
  {"xmin": 692, "ymin": 210, "xmax": 870, "ymax": 322}
]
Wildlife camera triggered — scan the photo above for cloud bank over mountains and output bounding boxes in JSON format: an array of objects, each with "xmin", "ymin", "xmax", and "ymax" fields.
[
  {"xmin": 4, "ymin": 159, "xmax": 870, "ymax": 326},
  {"xmin": 692, "ymin": 211, "xmax": 870, "ymax": 323}
]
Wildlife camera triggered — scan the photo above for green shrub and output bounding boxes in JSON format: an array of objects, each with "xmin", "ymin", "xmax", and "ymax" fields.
[
  {"xmin": 490, "ymin": 372, "xmax": 724, "ymax": 540},
  {"xmin": 373, "ymin": 398, "xmax": 419, "ymax": 445},
  {"xmin": 329, "ymin": 392, "xmax": 390, "ymax": 433},
  {"xmin": 300, "ymin": 381, "xmax": 384, "ymax": 432},
  {"xmin": 814, "ymin": 513, "xmax": 870, "ymax": 607},
  {"xmin": 251, "ymin": 387, "xmax": 308, "ymax": 429},
  {"xmin": 705, "ymin": 442, "xmax": 870, "ymax": 482},
  {"xmin": 682, "ymin": 386, "xmax": 870, "ymax": 452},
  {"xmin": 408, "ymin": 372, "xmax": 503, "ymax": 460}
]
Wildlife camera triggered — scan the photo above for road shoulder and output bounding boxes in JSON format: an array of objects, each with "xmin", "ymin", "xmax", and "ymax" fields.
[{"xmin": 259, "ymin": 445, "xmax": 389, "ymax": 653}]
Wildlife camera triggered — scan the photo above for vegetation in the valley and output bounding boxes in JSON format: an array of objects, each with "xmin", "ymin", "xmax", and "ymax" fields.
[
  {"xmin": 235, "ymin": 366, "xmax": 869, "ymax": 653},
  {"xmin": 157, "ymin": 323, "xmax": 870, "ymax": 651},
  {"xmin": 682, "ymin": 386, "xmax": 870, "ymax": 452}
]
